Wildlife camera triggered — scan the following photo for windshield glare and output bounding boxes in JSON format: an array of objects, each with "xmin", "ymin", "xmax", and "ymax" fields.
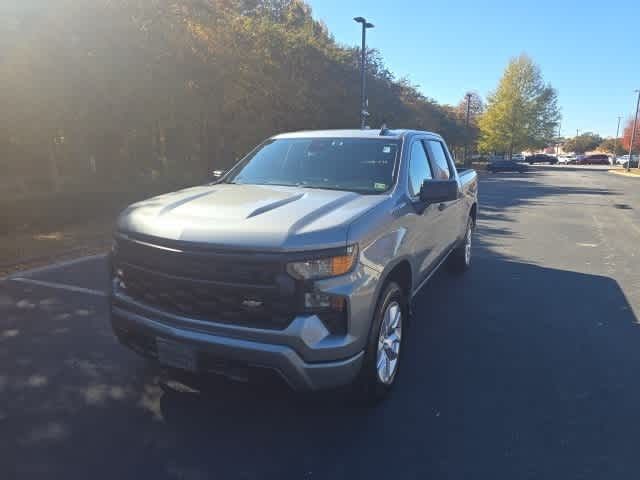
[{"xmin": 226, "ymin": 138, "xmax": 399, "ymax": 194}]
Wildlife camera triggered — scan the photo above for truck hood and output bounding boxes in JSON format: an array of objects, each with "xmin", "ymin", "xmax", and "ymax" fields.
[{"xmin": 117, "ymin": 183, "xmax": 387, "ymax": 251}]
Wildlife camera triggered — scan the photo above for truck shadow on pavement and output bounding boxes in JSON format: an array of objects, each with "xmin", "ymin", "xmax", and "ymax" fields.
[{"xmin": 147, "ymin": 253, "xmax": 640, "ymax": 479}]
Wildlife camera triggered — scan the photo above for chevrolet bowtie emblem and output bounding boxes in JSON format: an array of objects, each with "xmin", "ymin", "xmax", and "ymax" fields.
[{"xmin": 242, "ymin": 299, "xmax": 263, "ymax": 309}]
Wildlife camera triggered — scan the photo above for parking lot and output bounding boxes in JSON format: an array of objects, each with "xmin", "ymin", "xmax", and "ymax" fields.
[{"xmin": 2, "ymin": 166, "xmax": 640, "ymax": 479}]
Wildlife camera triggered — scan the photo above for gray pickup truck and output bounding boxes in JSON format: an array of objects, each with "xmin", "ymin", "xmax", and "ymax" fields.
[{"xmin": 110, "ymin": 129, "xmax": 478, "ymax": 401}]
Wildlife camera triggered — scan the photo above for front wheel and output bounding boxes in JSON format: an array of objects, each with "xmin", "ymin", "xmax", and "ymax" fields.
[{"xmin": 353, "ymin": 281, "xmax": 407, "ymax": 404}]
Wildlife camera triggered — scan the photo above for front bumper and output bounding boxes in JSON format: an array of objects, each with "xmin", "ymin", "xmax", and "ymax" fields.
[{"xmin": 111, "ymin": 304, "xmax": 364, "ymax": 391}]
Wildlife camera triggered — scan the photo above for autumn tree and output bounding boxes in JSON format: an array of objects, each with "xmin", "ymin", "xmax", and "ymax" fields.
[
  {"xmin": 598, "ymin": 138, "xmax": 626, "ymax": 156},
  {"xmin": 0, "ymin": 0, "xmax": 472, "ymax": 196},
  {"xmin": 563, "ymin": 132, "xmax": 603, "ymax": 154},
  {"xmin": 478, "ymin": 54, "xmax": 560, "ymax": 158},
  {"xmin": 622, "ymin": 116, "xmax": 640, "ymax": 151}
]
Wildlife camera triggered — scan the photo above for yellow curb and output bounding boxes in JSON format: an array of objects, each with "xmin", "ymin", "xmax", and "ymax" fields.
[{"xmin": 609, "ymin": 169, "xmax": 640, "ymax": 178}]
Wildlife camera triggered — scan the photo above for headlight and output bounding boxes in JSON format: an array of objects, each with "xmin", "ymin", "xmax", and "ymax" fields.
[{"xmin": 286, "ymin": 245, "xmax": 358, "ymax": 280}]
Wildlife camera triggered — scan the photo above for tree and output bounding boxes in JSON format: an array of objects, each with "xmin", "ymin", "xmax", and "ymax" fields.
[
  {"xmin": 563, "ymin": 132, "xmax": 602, "ymax": 154},
  {"xmin": 478, "ymin": 54, "xmax": 560, "ymax": 158},
  {"xmin": 622, "ymin": 116, "xmax": 640, "ymax": 151},
  {"xmin": 0, "ymin": 0, "xmax": 475, "ymax": 195},
  {"xmin": 597, "ymin": 138, "xmax": 626, "ymax": 156}
]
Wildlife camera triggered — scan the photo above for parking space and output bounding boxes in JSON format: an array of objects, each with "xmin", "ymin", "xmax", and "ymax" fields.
[{"xmin": 2, "ymin": 167, "xmax": 640, "ymax": 479}]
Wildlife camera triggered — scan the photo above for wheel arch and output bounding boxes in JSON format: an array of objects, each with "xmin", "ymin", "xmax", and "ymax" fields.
[{"xmin": 364, "ymin": 258, "xmax": 413, "ymax": 346}]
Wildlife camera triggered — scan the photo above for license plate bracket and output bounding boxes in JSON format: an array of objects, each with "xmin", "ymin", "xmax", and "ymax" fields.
[{"xmin": 156, "ymin": 338, "xmax": 197, "ymax": 372}]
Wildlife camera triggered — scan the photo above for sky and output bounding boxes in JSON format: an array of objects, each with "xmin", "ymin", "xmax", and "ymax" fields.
[{"xmin": 307, "ymin": 0, "xmax": 640, "ymax": 138}]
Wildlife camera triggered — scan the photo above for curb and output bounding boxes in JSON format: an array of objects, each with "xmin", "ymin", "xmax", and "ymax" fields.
[{"xmin": 608, "ymin": 169, "xmax": 640, "ymax": 178}]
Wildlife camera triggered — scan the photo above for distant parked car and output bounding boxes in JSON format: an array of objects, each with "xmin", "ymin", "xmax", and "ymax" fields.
[
  {"xmin": 622, "ymin": 159, "xmax": 640, "ymax": 169},
  {"xmin": 558, "ymin": 155, "xmax": 576, "ymax": 164},
  {"xmin": 511, "ymin": 153, "xmax": 526, "ymax": 162},
  {"xmin": 578, "ymin": 154, "xmax": 611, "ymax": 165},
  {"xmin": 487, "ymin": 160, "xmax": 528, "ymax": 173},
  {"xmin": 617, "ymin": 155, "xmax": 639, "ymax": 165},
  {"xmin": 526, "ymin": 154, "xmax": 558, "ymax": 165}
]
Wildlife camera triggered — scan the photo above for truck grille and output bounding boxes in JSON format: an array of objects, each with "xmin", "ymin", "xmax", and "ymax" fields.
[{"xmin": 112, "ymin": 236, "xmax": 299, "ymax": 329}]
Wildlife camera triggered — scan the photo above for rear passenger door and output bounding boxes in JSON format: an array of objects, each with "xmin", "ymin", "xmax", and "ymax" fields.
[{"xmin": 423, "ymin": 139, "xmax": 463, "ymax": 251}]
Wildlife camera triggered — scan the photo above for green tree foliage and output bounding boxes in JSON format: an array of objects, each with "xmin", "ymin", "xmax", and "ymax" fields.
[
  {"xmin": 563, "ymin": 132, "xmax": 603, "ymax": 154},
  {"xmin": 0, "ymin": 0, "xmax": 473, "ymax": 196},
  {"xmin": 478, "ymin": 54, "xmax": 560, "ymax": 157}
]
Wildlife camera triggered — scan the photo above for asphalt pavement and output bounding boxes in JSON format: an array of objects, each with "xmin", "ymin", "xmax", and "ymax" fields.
[{"xmin": 2, "ymin": 166, "xmax": 640, "ymax": 479}]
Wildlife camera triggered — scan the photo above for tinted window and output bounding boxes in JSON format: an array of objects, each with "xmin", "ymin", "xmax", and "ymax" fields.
[
  {"xmin": 408, "ymin": 141, "xmax": 433, "ymax": 197},
  {"xmin": 425, "ymin": 140, "xmax": 452, "ymax": 180},
  {"xmin": 226, "ymin": 138, "xmax": 400, "ymax": 194}
]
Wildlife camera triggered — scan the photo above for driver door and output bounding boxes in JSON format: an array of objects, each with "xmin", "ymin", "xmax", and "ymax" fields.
[{"xmin": 407, "ymin": 139, "xmax": 442, "ymax": 283}]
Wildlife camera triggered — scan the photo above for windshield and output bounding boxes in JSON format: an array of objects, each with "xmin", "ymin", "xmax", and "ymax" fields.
[{"xmin": 225, "ymin": 137, "xmax": 400, "ymax": 194}]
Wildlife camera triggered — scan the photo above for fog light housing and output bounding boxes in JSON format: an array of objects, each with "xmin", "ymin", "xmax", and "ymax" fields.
[
  {"xmin": 305, "ymin": 292, "xmax": 329, "ymax": 309},
  {"xmin": 304, "ymin": 292, "xmax": 347, "ymax": 334}
]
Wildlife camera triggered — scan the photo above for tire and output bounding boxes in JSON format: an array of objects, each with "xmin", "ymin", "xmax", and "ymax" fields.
[
  {"xmin": 448, "ymin": 216, "xmax": 474, "ymax": 273},
  {"xmin": 352, "ymin": 281, "xmax": 407, "ymax": 405}
]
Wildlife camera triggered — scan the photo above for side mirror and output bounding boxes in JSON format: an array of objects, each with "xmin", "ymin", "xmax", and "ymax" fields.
[
  {"xmin": 211, "ymin": 169, "xmax": 227, "ymax": 180},
  {"xmin": 419, "ymin": 179, "xmax": 458, "ymax": 204}
]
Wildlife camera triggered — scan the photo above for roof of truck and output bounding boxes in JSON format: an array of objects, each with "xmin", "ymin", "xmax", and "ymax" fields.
[{"xmin": 272, "ymin": 129, "xmax": 441, "ymax": 140}]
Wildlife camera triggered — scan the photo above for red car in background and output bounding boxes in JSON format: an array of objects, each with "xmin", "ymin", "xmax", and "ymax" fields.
[{"xmin": 577, "ymin": 154, "xmax": 611, "ymax": 165}]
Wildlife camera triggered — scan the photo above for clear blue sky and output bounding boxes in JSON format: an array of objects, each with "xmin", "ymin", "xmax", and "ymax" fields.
[{"xmin": 308, "ymin": 0, "xmax": 639, "ymax": 138}]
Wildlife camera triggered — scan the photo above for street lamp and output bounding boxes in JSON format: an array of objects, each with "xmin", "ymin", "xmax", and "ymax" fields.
[
  {"xmin": 614, "ymin": 116, "xmax": 622, "ymax": 160},
  {"xmin": 464, "ymin": 93, "xmax": 472, "ymax": 166},
  {"xmin": 627, "ymin": 90, "xmax": 640, "ymax": 173},
  {"xmin": 354, "ymin": 17, "xmax": 374, "ymax": 129}
]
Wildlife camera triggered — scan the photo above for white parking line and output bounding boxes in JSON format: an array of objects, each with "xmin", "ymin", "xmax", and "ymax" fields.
[
  {"xmin": 5, "ymin": 254, "xmax": 107, "ymax": 279},
  {"xmin": 8, "ymin": 277, "xmax": 108, "ymax": 297}
]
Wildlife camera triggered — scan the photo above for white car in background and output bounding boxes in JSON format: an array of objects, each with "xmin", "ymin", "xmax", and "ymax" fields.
[
  {"xmin": 558, "ymin": 155, "xmax": 576, "ymax": 164},
  {"xmin": 616, "ymin": 155, "xmax": 630, "ymax": 165},
  {"xmin": 511, "ymin": 153, "xmax": 525, "ymax": 162}
]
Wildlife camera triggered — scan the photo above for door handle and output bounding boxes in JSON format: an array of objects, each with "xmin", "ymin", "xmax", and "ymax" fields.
[{"xmin": 438, "ymin": 203, "xmax": 446, "ymax": 211}]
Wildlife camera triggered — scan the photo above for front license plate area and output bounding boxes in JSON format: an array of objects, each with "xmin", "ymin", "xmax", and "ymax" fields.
[{"xmin": 156, "ymin": 338, "xmax": 197, "ymax": 372}]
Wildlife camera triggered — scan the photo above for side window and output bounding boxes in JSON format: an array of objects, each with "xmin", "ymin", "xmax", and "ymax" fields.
[
  {"xmin": 425, "ymin": 140, "xmax": 452, "ymax": 180},
  {"xmin": 408, "ymin": 141, "xmax": 433, "ymax": 197}
]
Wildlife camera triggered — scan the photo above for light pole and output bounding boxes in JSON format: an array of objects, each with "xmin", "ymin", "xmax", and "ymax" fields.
[
  {"xmin": 614, "ymin": 116, "xmax": 622, "ymax": 160},
  {"xmin": 464, "ymin": 93, "xmax": 472, "ymax": 166},
  {"xmin": 627, "ymin": 90, "xmax": 640, "ymax": 172},
  {"xmin": 354, "ymin": 17, "xmax": 374, "ymax": 129},
  {"xmin": 556, "ymin": 123, "xmax": 561, "ymax": 157}
]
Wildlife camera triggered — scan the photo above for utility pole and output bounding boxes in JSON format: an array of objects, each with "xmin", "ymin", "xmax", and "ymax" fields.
[
  {"xmin": 464, "ymin": 92, "xmax": 472, "ymax": 166},
  {"xmin": 614, "ymin": 116, "xmax": 622, "ymax": 159},
  {"xmin": 627, "ymin": 90, "xmax": 640, "ymax": 172},
  {"xmin": 556, "ymin": 124, "xmax": 561, "ymax": 157},
  {"xmin": 354, "ymin": 17, "xmax": 374, "ymax": 129}
]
